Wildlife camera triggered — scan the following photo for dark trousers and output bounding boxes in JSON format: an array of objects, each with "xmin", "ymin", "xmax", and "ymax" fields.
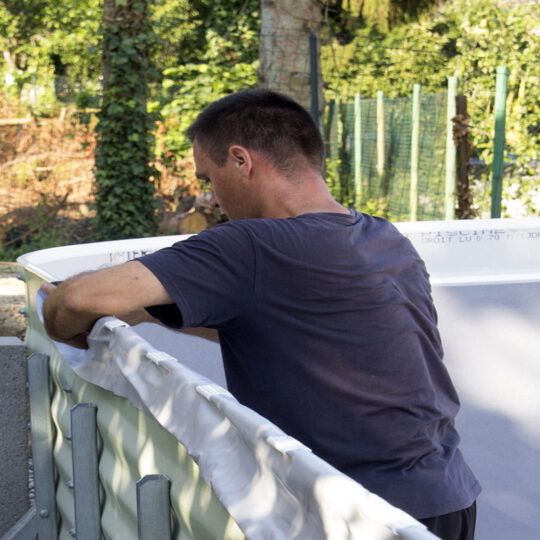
[{"xmin": 419, "ymin": 502, "xmax": 477, "ymax": 540}]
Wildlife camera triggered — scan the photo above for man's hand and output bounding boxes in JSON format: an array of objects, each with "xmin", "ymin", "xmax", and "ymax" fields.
[
  {"xmin": 41, "ymin": 279, "xmax": 94, "ymax": 349},
  {"xmin": 40, "ymin": 282, "xmax": 57, "ymax": 295},
  {"xmin": 41, "ymin": 261, "xmax": 174, "ymax": 349}
]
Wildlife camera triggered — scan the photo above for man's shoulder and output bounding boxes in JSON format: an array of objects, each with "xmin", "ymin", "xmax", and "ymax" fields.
[
  {"xmin": 196, "ymin": 217, "xmax": 295, "ymax": 241},
  {"xmin": 193, "ymin": 212, "xmax": 406, "ymax": 253},
  {"xmin": 186, "ymin": 219, "xmax": 256, "ymax": 243},
  {"xmin": 198, "ymin": 212, "xmax": 397, "ymax": 244}
]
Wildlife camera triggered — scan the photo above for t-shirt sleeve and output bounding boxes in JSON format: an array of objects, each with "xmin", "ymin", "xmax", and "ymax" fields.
[{"xmin": 137, "ymin": 223, "xmax": 256, "ymax": 330}]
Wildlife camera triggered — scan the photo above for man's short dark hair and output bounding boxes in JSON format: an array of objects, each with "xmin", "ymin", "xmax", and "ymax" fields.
[{"xmin": 186, "ymin": 89, "xmax": 324, "ymax": 174}]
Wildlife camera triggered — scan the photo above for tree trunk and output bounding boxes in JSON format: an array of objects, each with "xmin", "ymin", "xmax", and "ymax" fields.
[
  {"xmin": 453, "ymin": 95, "xmax": 477, "ymax": 219},
  {"xmin": 259, "ymin": 0, "xmax": 323, "ymax": 118},
  {"xmin": 102, "ymin": 0, "xmax": 114, "ymax": 86}
]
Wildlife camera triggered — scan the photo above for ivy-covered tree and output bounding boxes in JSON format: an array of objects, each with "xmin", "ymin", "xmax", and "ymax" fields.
[{"xmin": 94, "ymin": 0, "xmax": 158, "ymax": 239}]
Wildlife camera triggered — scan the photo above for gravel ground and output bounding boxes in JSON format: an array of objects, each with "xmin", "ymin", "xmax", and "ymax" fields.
[
  {"xmin": 0, "ymin": 266, "xmax": 33, "ymax": 506},
  {"xmin": 0, "ymin": 266, "xmax": 27, "ymax": 340}
]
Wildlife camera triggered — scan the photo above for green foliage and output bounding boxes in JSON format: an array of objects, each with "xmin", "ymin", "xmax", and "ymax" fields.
[
  {"xmin": 152, "ymin": 0, "xmax": 259, "ymax": 161},
  {"xmin": 324, "ymin": 0, "xmax": 437, "ymax": 39},
  {"xmin": 2, "ymin": 0, "xmax": 538, "ymax": 227},
  {"xmin": 0, "ymin": 0, "xmax": 101, "ymax": 114},
  {"xmin": 94, "ymin": 0, "xmax": 158, "ymax": 240}
]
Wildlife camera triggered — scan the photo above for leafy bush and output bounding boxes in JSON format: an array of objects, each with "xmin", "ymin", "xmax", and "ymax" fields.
[
  {"xmin": 0, "ymin": 0, "xmax": 101, "ymax": 115},
  {"xmin": 152, "ymin": 1, "xmax": 259, "ymax": 161}
]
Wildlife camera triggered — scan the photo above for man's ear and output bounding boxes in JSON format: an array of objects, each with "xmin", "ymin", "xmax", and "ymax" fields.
[{"xmin": 228, "ymin": 145, "xmax": 253, "ymax": 177}]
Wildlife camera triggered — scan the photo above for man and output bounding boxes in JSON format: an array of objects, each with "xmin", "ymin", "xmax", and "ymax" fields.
[{"xmin": 42, "ymin": 89, "xmax": 480, "ymax": 539}]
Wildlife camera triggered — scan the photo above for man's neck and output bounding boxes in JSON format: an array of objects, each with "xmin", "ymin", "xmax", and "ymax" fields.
[
  {"xmin": 260, "ymin": 173, "xmax": 349, "ymax": 219},
  {"xmin": 245, "ymin": 154, "xmax": 349, "ymax": 219}
]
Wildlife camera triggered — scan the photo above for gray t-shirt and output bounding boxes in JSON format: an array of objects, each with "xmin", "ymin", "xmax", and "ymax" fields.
[{"xmin": 140, "ymin": 210, "xmax": 481, "ymax": 518}]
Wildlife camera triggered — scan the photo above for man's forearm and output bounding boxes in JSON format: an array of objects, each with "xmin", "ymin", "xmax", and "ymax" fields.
[{"xmin": 41, "ymin": 261, "xmax": 175, "ymax": 348}]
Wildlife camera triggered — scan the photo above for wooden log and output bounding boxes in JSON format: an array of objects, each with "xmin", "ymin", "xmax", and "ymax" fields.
[{"xmin": 0, "ymin": 117, "xmax": 32, "ymax": 126}]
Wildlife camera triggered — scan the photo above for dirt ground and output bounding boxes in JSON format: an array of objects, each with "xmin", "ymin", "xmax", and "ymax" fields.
[{"xmin": 0, "ymin": 266, "xmax": 27, "ymax": 340}]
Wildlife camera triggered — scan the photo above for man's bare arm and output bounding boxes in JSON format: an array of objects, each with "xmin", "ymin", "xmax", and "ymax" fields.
[{"xmin": 41, "ymin": 261, "xmax": 173, "ymax": 347}]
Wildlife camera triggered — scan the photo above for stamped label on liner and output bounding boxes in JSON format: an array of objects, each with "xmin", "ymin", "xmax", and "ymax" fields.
[
  {"xmin": 403, "ymin": 229, "xmax": 540, "ymax": 245},
  {"xmin": 108, "ymin": 249, "xmax": 156, "ymax": 265}
]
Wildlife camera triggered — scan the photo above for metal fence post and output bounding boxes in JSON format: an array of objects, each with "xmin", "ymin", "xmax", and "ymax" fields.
[
  {"xmin": 71, "ymin": 403, "xmax": 101, "ymax": 540},
  {"xmin": 27, "ymin": 353, "xmax": 58, "ymax": 540},
  {"xmin": 309, "ymin": 31, "xmax": 319, "ymax": 128},
  {"xmin": 354, "ymin": 93, "xmax": 362, "ymax": 209},
  {"xmin": 136, "ymin": 475, "xmax": 172, "ymax": 540},
  {"xmin": 325, "ymin": 97, "xmax": 341, "ymax": 175},
  {"xmin": 410, "ymin": 84, "xmax": 421, "ymax": 221},
  {"xmin": 445, "ymin": 76, "xmax": 458, "ymax": 220},
  {"xmin": 491, "ymin": 66, "xmax": 509, "ymax": 218},
  {"xmin": 376, "ymin": 90, "xmax": 385, "ymax": 185}
]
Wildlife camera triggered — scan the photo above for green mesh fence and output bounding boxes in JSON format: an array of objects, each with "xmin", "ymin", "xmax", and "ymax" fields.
[{"xmin": 324, "ymin": 92, "xmax": 449, "ymax": 222}]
